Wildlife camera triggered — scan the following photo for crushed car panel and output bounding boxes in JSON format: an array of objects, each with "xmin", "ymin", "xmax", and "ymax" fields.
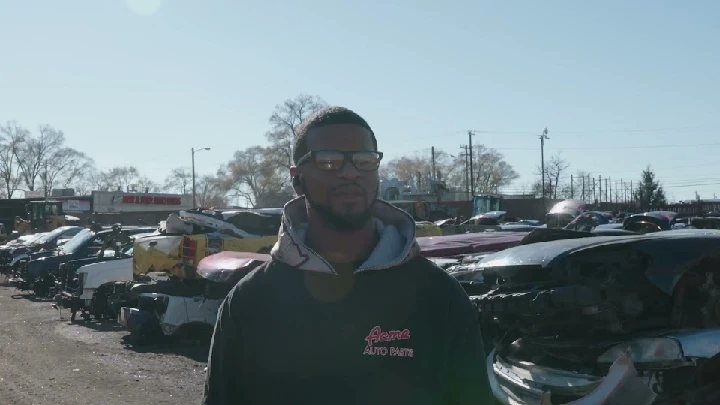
[{"xmin": 474, "ymin": 229, "xmax": 720, "ymax": 404}]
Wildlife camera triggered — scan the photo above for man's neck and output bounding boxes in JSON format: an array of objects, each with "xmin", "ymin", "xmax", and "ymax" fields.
[{"xmin": 305, "ymin": 219, "xmax": 377, "ymax": 265}]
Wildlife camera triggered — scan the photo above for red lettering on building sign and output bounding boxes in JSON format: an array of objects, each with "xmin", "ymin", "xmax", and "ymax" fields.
[{"xmin": 119, "ymin": 195, "xmax": 182, "ymax": 205}]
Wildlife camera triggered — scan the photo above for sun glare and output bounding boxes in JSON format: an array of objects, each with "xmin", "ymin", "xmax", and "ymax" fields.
[{"xmin": 125, "ymin": 0, "xmax": 165, "ymax": 16}]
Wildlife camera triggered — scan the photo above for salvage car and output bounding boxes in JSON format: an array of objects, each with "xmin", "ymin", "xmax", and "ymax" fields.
[
  {"xmin": 622, "ymin": 211, "xmax": 678, "ymax": 233},
  {"xmin": 545, "ymin": 199, "xmax": 587, "ymax": 228},
  {"xmin": 472, "ymin": 229, "xmax": 720, "ymax": 404},
  {"xmin": 119, "ymin": 251, "xmax": 270, "ymax": 345},
  {"xmin": 11, "ymin": 226, "xmax": 156, "ymax": 297},
  {"xmin": 416, "ymin": 231, "xmax": 526, "ymax": 258},
  {"xmin": 0, "ymin": 232, "xmax": 46, "ymax": 270},
  {"xmin": 5, "ymin": 226, "xmax": 83, "ymax": 266},
  {"xmin": 55, "ymin": 232, "xmax": 157, "ymax": 321}
]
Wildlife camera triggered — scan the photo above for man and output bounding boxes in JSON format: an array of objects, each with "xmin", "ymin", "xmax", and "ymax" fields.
[
  {"xmin": 202, "ymin": 107, "xmax": 492, "ymax": 404},
  {"xmin": 99, "ymin": 223, "xmax": 132, "ymax": 258}
]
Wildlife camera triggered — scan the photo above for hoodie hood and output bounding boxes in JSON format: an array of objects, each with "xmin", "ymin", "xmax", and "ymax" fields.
[{"xmin": 270, "ymin": 196, "xmax": 420, "ymax": 274}]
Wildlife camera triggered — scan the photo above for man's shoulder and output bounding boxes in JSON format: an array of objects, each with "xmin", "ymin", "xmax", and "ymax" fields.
[
  {"xmin": 402, "ymin": 255, "xmax": 469, "ymax": 299},
  {"xmin": 226, "ymin": 259, "xmax": 291, "ymax": 300},
  {"xmin": 405, "ymin": 255, "xmax": 456, "ymax": 280}
]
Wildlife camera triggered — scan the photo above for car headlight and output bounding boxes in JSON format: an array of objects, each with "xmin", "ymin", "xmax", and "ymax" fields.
[{"xmin": 597, "ymin": 337, "xmax": 684, "ymax": 369}]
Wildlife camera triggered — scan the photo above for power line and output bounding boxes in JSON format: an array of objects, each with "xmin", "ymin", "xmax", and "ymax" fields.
[
  {"xmin": 468, "ymin": 126, "xmax": 720, "ymax": 135},
  {"xmin": 487, "ymin": 142, "xmax": 720, "ymax": 151},
  {"xmin": 385, "ymin": 126, "xmax": 720, "ymax": 144}
]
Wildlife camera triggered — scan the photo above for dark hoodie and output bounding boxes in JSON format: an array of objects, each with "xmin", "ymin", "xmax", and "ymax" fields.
[{"xmin": 202, "ymin": 197, "xmax": 492, "ymax": 405}]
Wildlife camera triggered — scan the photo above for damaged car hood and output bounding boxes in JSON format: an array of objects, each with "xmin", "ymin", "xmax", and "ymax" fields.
[{"xmin": 477, "ymin": 229, "xmax": 720, "ymax": 295}]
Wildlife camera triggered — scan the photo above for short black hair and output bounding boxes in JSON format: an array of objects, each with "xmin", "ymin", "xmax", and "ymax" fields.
[{"xmin": 293, "ymin": 106, "xmax": 377, "ymax": 165}]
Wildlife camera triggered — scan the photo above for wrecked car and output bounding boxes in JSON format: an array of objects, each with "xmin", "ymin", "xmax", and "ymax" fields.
[
  {"xmin": 417, "ymin": 231, "xmax": 526, "ymax": 258},
  {"xmin": 119, "ymin": 251, "xmax": 269, "ymax": 345},
  {"xmin": 133, "ymin": 209, "xmax": 279, "ymax": 279},
  {"xmin": 472, "ymin": 229, "xmax": 720, "ymax": 404},
  {"xmin": 0, "ymin": 232, "xmax": 47, "ymax": 271},
  {"xmin": 11, "ymin": 226, "xmax": 156, "ymax": 297},
  {"xmin": 622, "ymin": 211, "xmax": 678, "ymax": 233},
  {"xmin": 55, "ymin": 232, "xmax": 157, "ymax": 321},
  {"xmin": 545, "ymin": 199, "xmax": 587, "ymax": 228}
]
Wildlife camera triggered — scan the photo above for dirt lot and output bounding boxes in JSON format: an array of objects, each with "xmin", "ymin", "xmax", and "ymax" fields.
[{"xmin": 0, "ymin": 286, "xmax": 207, "ymax": 405}]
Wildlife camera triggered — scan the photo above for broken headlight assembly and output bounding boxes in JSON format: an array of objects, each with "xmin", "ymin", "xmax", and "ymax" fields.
[{"xmin": 597, "ymin": 337, "xmax": 686, "ymax": 369}]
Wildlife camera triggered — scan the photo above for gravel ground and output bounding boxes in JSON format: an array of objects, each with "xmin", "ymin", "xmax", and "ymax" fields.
[{"xmin": 0, "ymin": 286, "xmax": 207, "ymax": 405}]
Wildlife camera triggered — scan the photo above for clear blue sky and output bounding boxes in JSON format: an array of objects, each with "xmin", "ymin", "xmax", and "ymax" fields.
[{"xmin": 1, "ymin": 0, "xmax": 719, "ymax": 201}]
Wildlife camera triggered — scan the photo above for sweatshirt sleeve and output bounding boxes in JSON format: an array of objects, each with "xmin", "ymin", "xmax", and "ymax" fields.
[
  {"xmin": 202, "ymin": 289, "xmax": 242, "ymax": 405},
  {"xmin": 445, "ymin": 282, "xmax": 494, "ymax": 404}
]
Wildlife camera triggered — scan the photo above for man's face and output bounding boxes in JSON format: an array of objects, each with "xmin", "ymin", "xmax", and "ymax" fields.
[{"xmin": 293, "ymin": 124, "xmax": 380, "ymax": 231}]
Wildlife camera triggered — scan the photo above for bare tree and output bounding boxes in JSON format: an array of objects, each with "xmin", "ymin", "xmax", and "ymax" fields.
[
  {"xmin": 217, "ymin": 145, "xmax": 293, "ymax": 208},
  {"xmin": 68, "ymin": 169, "xmax": 97, "ymax": 196},
  {"xmin": 266, "ymin": 94, "xmax": 327, "ymax": 168},
  {"xmin": 136, "ymin": 176, "xmax": 162, "ymax": 193},
  {"xmin": 195, "ymin": 175, "xmax": 228, "ymax": 208},
  {"xmin": 13, "ymin": 124, "xmax": 66, "ymax": 192},
  {"xmin": 96, "ymin": 166, "xmax": 141, "ymax": 191},
  {"xmin": 536, "ymin": 153, "xmax": 570, "ymax": 199},
  {"xmin": 39, "ymin": 148, "xmax": 93, "ymax": 197},
  {"xmin": 531, "ymin": 180, "xmax": 553, "ymax": 199},
  {"xmin": 163, "ymin": 167, "xmax": 192, "ymax": 194},
  {"xmin": 469, "ymin": 145, "xmax": 520, "ymax": 194},
  {"xmin": 381, "ymin": 149, "xmax": 463, "ymax": 191},
  {"xmin": 0, "ymin": 121, "xmax": 28, "ymax": 198}
]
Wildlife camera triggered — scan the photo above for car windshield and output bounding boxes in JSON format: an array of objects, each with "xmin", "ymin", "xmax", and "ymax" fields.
[{"xmin": 60, "ymin": 229, "xmax": 96, "ymax": 254}]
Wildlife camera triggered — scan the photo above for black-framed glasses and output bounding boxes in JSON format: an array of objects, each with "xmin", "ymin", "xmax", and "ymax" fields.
[{"xmin": 297, "ymin": 150, "xmax": 383, "ymax": 172}]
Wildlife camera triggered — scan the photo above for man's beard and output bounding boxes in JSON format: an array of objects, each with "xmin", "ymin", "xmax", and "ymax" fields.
[{"xmin": 305, "ymin": 188, "xmax": 377, "ymax": 231}]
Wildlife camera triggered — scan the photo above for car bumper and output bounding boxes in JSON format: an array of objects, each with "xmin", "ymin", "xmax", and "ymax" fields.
[{"xmin": 119, "ymin": 307, "xmax": 154, "ymax": 333}]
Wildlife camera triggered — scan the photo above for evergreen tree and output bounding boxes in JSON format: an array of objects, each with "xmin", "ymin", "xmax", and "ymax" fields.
[{"xmin": 635, "ymin": 166, "xmax": 667, "ymax": 207}]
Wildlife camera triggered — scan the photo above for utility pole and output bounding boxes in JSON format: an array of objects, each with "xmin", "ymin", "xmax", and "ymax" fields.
[
  {"xmin": 605, "ymin": 178, "xmax": 609, "ymax": 203},
  {"xmin": 615, "ymin": 181, "xmax": 619, "ymax": 204},
  {"xmin": 581, "ymin": 176, "xmax": 585, "ymax": 201},
  {"xmin": 630, "ymin": 181, "xmax": 634, "ymax": 206},
  {"xmin": 431, "ymin": 147, "xmax": 436, "ymax": 180},
  {"xmin": 460, "ymin": 145, "xmax": 469, "ymax": 200},
  {"xmin": 570, "ymin": 175, "xmax": 574, "ymax": 199},
  {"xmin": 592, "ymin": 176, "xmax": 596, "ymax": 202},
  {"xmin": 539, "ymin": 128, "xmax": 549, "ymax": 206},
  {"xmin": 468, "ymin": 131, "xmax": 475, "ymax": 197}
]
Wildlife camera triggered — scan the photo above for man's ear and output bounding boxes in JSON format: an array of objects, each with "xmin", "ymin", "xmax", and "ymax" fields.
[{"xmin": 289, "ymin": 166, "xmax": 303, "ymax": 196}]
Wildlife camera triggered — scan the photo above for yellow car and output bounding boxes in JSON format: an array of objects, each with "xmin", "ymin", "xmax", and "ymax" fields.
[{"xmin": 133, "ymin": 233, "xmax": 276, "ymax": 279}]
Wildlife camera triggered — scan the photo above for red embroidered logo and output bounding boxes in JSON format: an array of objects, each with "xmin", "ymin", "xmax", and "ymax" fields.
[{"xmin": 362, "ymin": 326, "xmax": 414, "ymax": 358}]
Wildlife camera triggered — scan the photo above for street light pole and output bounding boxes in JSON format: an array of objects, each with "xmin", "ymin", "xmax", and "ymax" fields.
[
  {"xmin": 539, "ymin": 128, "xmax": 549, "ymax": 207},
  {"xmin": 191, "ymin": 147, "xmax": 211, "ymax": 208}
]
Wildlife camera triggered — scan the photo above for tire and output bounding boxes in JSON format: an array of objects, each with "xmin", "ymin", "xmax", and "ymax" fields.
[{"xmin": 129, "ymin": 320, "xmax": 162, "ymax": 346}]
